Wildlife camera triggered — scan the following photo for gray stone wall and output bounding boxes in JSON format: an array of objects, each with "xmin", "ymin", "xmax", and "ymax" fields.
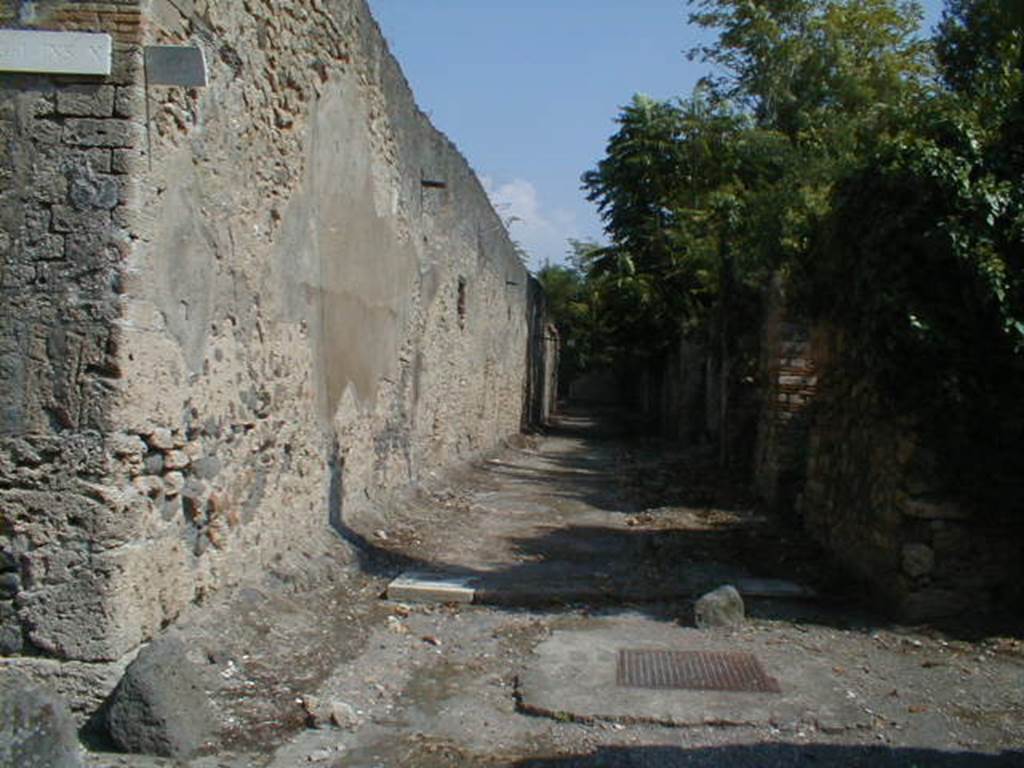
[
  {"xmin": 753, "ymin": 276, "xmax": 818, "ymax": 512},
  {"xmin": 1, "ymin": 0, "xmax": 536, "ymax": 713},
  {"xmin": 794, "ymin": 327, "xmax": 1023, "ymax": 621},
  {"xmin": 752, "ymin": 276, "xmax": 1023, "ymax": 621},
  {"xmin": 0, "ymin": 0, "xmax": 147, "ymax": 669}
]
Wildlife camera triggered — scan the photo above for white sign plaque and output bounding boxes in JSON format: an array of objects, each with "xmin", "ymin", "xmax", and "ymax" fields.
[{"xmin": 0, "ymin": 30, "xmax": 112, "ymax": 76}]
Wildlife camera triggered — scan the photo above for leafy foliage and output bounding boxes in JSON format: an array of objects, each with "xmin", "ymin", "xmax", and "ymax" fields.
[
  {"xmin": 565, "ymin": 0, "xmax": 1024, "ymax": 498},
  {"xmin": 802, "ymin": 3, "xmax": 1024, "ymax": 505}
]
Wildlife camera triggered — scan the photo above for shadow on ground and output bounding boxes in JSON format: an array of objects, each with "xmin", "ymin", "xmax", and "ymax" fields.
[
  {"xmin": 333, "ymin": 405, "xmax": 1024, "ymax": 641},
  {"xmin": 513, "ymin": 744, "xmax": 1024, "ymax": 767}
]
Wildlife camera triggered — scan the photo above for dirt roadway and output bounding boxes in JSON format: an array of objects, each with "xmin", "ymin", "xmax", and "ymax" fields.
[{"xmin": 88, "ymin": 409, "xmax": 1024, "ymax": 768}]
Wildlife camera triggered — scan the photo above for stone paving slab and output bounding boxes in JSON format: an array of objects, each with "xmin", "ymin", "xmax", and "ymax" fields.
[
  {"xmin": 735, "ymin": 578, "xmax": 817, "ymax": 599},
  {"xmin": 389, "ymin": 569, "xmax": 818, "ymax": 608},
  {"xmin": 517, "ymin": 617, "xmax": 870, "ymax": 732}
]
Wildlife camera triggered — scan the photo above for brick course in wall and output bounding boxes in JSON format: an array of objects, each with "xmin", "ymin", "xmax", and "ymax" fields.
[{"xmin": 754, "ymin": 277, "xmax": 818, "ymax": 512}]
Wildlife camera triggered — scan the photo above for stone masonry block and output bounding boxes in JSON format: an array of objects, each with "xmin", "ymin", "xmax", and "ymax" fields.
[
  {"xmin": 31, "ymin": 120, "xmax": 63, "ymax": 145},
  {"xmin": 113, "ymin": 86, "xmax": 144, "ymax": 119},
  {"xmin": 56, "ymin": 85, "xmax": 115, "ymax": 117},
  {"xmin": 67, "ymin": 167, "xmax": 120, "ymax": 210},
  {"xmin": 21, "ymin": 207, "xmax": 52, "ymax": 244},
  {"xmin": 62, "ymin": 118, "xmax": 142, "ymax": 148},
  {"xmin": 22, "ymin": 234, "xmax": 65, "ymax": 262},
  {"xmin": 52, "ymin": 206, "xmax": 112, "ymax": 234},
  {"xmin": 110, "ymin": 147, "xmax": 143, "ymax": 175},
  {"xmin": 108, "ymin": 44, "xmax": 144, "ymax": 86}
]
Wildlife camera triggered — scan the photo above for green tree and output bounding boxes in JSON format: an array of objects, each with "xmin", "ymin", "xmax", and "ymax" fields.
[
  {"xmin": 796, "ymin": 0, "xmax": 1024, "ymax": 507},
  {"xmin": 581, "ymin": 91, "xmax": 796, "ymax": 461},
  {"xmin": 688, "ymin": 0, "xmax": 931, "ymax": 144},
  {"xmin": 936, "ymin": 0, "xmax": 1024, "ymax": 107}
]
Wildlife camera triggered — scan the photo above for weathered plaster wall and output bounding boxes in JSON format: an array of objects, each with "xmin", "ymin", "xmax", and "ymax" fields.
[{"xmin": 1, "ymin": 0, "xmax": 535, "ymax": 714}]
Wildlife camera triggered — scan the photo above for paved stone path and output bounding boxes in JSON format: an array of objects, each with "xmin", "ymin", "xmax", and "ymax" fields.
[
  {"xmin": 87, "ymin": 408, "xmax": 1024, "ymax": 767},
  {"xmin": 377, "ymin": 408, "xmax": 812, "ymax": 608}
]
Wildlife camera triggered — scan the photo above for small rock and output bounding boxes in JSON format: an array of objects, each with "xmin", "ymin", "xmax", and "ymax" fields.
[
  {"xmin": 132, "ymin": 475, "xmax": 163, "ymax": 498},
  {"xmin": 328, "ymin": 700, "xmax": 359, "ymax": 729},
  {"xmin": 162, "ymin": 471, "xmax": 185, "ymax": 498},
  {"xmin": 0, "ymin": 572, "xmax": 19, "ymax": 596},
  {"xmin": 146, "ymin": 428, "xmax": 176, "ymax": 451},
  {"xmin": 163, "ymin": 449, "xmax": 191, "ymax": 471},
  {"xmin": 902, "ymin": 543, "xmax": 935, "ymax": 578},
  {"xmin": 181, "ymin": 479, "xmax": 209, "ymax": 521},
  {"xmin": 0, "ymin": 672, "xmax": 82, "ymax": 768},
  {"xmin": 422, "ymin": 634, "xmax": 442, "ymax": 647},
  {"xmin": 694, "ymin": 585, "xmax": 745, "ymax": 629},
  {"xmin": 108, "ymin": 434, "xmax": 147, "ymax": 458},
  {"xmin": 300, "ymin": 695, "xmax": 323, "ymax": 727},
  {"xmin": 105, "ymin": 635, "xmax": 214, "ymax": 758},
  {"xmin": 191, "ymin": 456, "xmax": 222, "ymax": 480},
  {"xmin": 0, "ymin": 602, "xmax": 24, "ymax": 654},
  {"xmin": 386, "ymin": 616, "xmax": 408, "ymax": 635},
  {"xmin": 143, "ymin": 453, "xmax": 164, "ymax": 475},
  {"xmin": 374, "ymin": 529, "xmax": 389, "ymax": 541}
]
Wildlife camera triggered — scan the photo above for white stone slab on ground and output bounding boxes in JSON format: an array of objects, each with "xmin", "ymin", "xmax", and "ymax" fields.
[{"xmin": 386, "ymin": 572, "xmax": 477, "ymax": 604}]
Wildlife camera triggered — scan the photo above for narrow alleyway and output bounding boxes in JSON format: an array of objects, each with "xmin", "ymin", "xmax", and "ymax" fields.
[{"xmin": 90, "ymin": 407, "xmax": 1024, "ymax": 768}]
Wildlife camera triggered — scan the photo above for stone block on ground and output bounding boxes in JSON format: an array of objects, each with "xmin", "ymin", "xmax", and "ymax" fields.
[
  {"xmin": 0, "ymin": 671, "xmax": 82, "ymax": 768},
  {"xmin": 735, "ymin": 577, "xmax": 817, "ymax": 599},
  {"xmin": 901, "ymin": 543, "xmax": 935, "ymax": 578},
  {"xmin": 105, "ymin": 634, "xmax": 214, "ymax": 758},
  {"xmin": 387, "ymin": 572, "xmax": 477, "ymax": 604},
  {"xmin": 694, "ymin": 585, "xmax": 745, "ymax": 629},
  {"xmin": 517, "ymin": 618, "xmax": 869, "ymax": 730}
]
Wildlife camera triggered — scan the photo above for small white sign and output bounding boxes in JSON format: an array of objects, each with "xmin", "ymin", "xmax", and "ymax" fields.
[{"xmin": 0, "ymin": 29, "xmax": 112, "ymax": 76}]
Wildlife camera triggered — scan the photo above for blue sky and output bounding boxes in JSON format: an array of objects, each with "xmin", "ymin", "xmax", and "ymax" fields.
[{"xmin": 367, "ymin": 1, "xmax": 949, "ymax": 271}]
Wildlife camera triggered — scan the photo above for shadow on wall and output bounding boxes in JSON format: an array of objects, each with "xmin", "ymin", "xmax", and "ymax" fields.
[
  {"xmin": 569, "ymin": 369, "xmax": 622, "ymax": 405},
  {"xmin": 513, "ymin": 744, "xmax": 1024, "ymax": 767}
]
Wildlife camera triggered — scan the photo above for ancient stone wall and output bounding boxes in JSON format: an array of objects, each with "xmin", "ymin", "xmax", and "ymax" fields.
[
  {"xmin": 798, "ymin": 327, "xmax": 1024, "ymax": 620},
  {"xmin": 524, "ymin": 279, "xmax": 558, "ymax": 428},
  {"xmin": 1, "ymin": 0, "xmax": 537, "ymax": 715},
  {"xmin": 753, "ymin": 276, "xmax": 818, "ymax": 512},
  {"xmin": 753, "ymin": 285, "xmax": 1024, "ymax": 621}
]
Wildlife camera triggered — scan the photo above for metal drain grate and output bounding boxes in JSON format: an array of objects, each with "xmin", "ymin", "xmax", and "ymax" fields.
[{"xmin": 617, "ymin": 649, "xmax": 781, "ymax": 693}]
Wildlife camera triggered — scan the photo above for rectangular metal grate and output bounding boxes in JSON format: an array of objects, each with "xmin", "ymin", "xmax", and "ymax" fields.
[{"xmin": 617, "ymin": 649, "xmax": 781, "ymax": 693}]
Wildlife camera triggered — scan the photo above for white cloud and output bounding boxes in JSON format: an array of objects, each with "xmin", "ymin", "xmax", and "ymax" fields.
[{"xmin": 481, "ymin": 176, "xmax": 579, "ymax": 271}]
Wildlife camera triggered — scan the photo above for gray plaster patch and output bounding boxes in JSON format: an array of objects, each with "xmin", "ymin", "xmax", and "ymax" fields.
[
  {"xmin": 517, "ymin": 618, "xmax": 870, "ymax": 731},
  {"xmin": 144, "ymin": 46, "xmax": 208, "ymax": 87}
]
